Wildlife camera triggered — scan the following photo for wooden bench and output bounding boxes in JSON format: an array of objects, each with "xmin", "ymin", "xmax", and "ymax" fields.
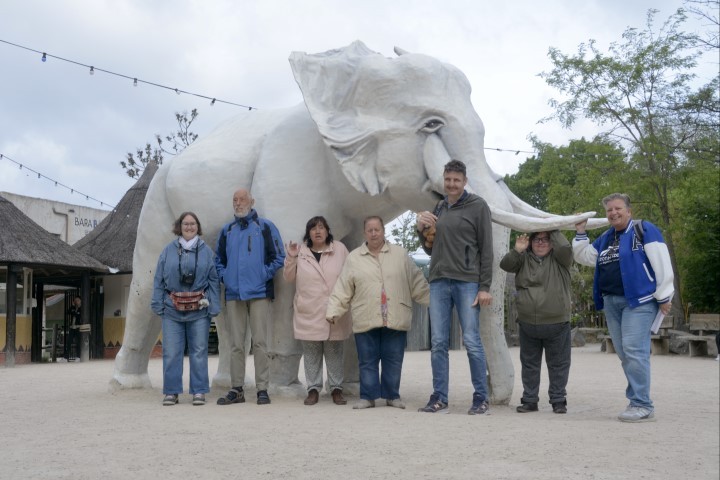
[
  {"xmin": 684, "ymin": 314, "xmax": 720, "ymax": 357},
  {"xmin": 598, "ymin": 334, "xmax": 615, "ymax": 354},
  {"xmin": 676, "ymin": 334, "xmax": 716, "ymax": 357},
  {"xmin": 650, "ymin": 315, "xmax": 673, "ymax": 355}
]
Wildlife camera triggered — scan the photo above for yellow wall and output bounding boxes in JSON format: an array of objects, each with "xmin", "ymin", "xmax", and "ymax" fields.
[
  {"xmin": 103, "ymin": 316, "xmax": 126, "ymax": 346},
  {"xmin": 0, "ymin": 314, "xmax": 32, "ymax": 351}
]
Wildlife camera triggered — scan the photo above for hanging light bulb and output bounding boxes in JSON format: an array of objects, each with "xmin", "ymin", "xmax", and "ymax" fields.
[
  {"xmin": 133, "ymin": 78, "xmax": 138, "ymax": 87},
  {"xmin": 41, "ymin": 53, "xmax": 47, "ymax": 62},
  {"xmin": 37, "ymin": 173, "xmax": 41, "ymax": 178},
  {"xmin": 175, "ymin": 88, "xmax": 180, "ymax": 95},
  {"xmin": 210, "ymin": 98, "xmax": 216, "ymax": 106},
  {"xmin": 89, "ymin": 66, "xmax": 94, "ymax": 75}
]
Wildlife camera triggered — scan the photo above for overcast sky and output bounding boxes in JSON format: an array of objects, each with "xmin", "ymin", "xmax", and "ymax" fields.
[{"xmin": 0, "ymin": 0, "xmax": 714, "ymax": 212}]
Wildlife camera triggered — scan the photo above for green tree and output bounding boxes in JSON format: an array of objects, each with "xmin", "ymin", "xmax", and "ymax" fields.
[
  {"xmin": 671, "ymin": 135, "xmax": 720, "ymax": 312},
  {"xmin": 120, "ymin": 109, "xmax": 199, "ymax": 178},
  {"xmin": 539, "ymin": 8, "xmax": 720, "ymax": 319},
  {"xmin": 389, "ymin": 211, "xmax": 420, "ymax": 252}
]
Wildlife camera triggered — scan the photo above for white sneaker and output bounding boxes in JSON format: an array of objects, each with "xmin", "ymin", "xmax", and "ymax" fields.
[
  {"xmin": 386, "ymin": 398, "xmax": 406, "ymax": 409},
  {"xmin": 618, "ymin": 405, "xmax": 655, "ymax": 423}
]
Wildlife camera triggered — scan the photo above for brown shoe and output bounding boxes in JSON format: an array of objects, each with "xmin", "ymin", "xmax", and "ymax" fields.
[
  {"xmin": 331, "ymin": 389, "xmax": 347, "ymax": 405},
  {"xmin": 304, "ymin": 389, "xmax": 319, "ymax": 406}
]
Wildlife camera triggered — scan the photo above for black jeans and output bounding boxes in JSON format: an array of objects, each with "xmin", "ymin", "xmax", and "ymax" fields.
[{"xmin": 518, "ymin": 321, "xmax": 571, "ymax": 405}]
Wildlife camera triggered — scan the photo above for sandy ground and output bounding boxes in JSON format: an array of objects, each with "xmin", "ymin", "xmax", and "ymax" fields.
[{"xmin": 0, "ymin": 345, "xmax": 718, "ymax": 480}]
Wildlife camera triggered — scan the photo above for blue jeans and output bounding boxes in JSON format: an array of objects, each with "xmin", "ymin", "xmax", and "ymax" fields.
[
  {"xmin": 429, "ymin": 279, "xmax": 489, "ymax": 404},
  {"xmin": 162, "ymin": 315, "xmax": 211, "ymax": 395},
  {"xmin": 602, "ymin": 295, "xmax": 656, "ymax": 409},
  {"xmin": 354, "ymin": 327, "xmax": 407, "ymax": 401}
]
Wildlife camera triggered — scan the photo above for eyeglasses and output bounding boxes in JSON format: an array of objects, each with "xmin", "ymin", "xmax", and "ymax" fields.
[
  {"xmin": 182, "ymin": 222, "xmax": 197, "ymax": 227},
  {"xmin": 532, "ymin": 237, "xmax": 550, "ymax": 244}
]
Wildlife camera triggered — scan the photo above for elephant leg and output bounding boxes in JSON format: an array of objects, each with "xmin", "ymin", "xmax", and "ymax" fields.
[
  {"xmin": 110, "ymin": 169, "xmax": 174, "ymax": 390},
  {"xmin": 211, "ymin": 305, "xmax": 232, "ymax": 388},
  {"xmin": 267, "ymin": 280, "xmax": 304, "ymax": 395},
  {"xmin": 481, "ymin": 223, "xmax": 514, "ymax": 404}
]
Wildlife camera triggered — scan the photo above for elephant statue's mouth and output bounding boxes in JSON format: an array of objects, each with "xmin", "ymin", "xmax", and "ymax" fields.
[{"xmin": 421, "ymin": 180, "xmax": 445, "ymax": 201}]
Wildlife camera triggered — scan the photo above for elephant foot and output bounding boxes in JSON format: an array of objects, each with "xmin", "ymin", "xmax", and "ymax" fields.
[
  {"xmin": 211, "ymin": 371, "xmax": 231, "ymax": 389},
  {"xmin": 271, "ymin": 383, "xmax": 307, "ymax": 398},
  {"xmin": 487, "ymin": 373, "xmax": 513, "ymax": 405},
  {"xmin": 269, "ymin": 353, "xmax": 302, "ymax": 388},
  {"xmin": 108, "ymin": 372, "xmax": 152, "ymax": 391},
  {"xmin": 334, "ymin": 381, "xmax": 360, "ymax": 397}
]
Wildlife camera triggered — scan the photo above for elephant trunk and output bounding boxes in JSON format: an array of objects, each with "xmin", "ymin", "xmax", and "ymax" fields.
[{"xmin": 423, "ymin": 135, "xmax": 607, "ymax": 232}]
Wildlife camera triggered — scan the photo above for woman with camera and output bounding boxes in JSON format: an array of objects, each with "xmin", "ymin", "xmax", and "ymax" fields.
[{"xmin": 151, "ymin": 212, "xmax": 220, "ymax": 406}]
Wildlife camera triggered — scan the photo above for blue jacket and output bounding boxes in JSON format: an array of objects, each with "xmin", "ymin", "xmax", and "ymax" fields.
[
  {"xmin": 573, "ymin": 219, "xmax": 674, "ymax": 311},
  {"xmin": 151, "ymin": 237, "xmax": 221, "ymax": 321},
  {"xmin": 214, "ymin": 209, "xmax": 285, "ymax": 301}
]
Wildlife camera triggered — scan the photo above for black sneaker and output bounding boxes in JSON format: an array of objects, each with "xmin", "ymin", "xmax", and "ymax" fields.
[
  {"xmin": 468, "ymin": 393, "xmax": 489, "ymax": 415},
  {"xmin": 552, "ymin": 401, "xmax": 567, "ymax": 414},
  {"xmin": 217, "ymin": 388, "xmax": 245, "ymax": 405},
  {"xmin": 516, "ymin": 402, "xmax": 539, "ymax": 413},
  {"xmin": 418, "ymin": 394, "xmax": 448, "ymax": 413},
  {"xmin": 257, "ymin": 390, "xmax": 271, "ymax": 405}
]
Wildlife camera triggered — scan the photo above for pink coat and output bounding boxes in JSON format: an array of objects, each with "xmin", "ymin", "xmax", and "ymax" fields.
[{"xmin": 283, "ymin": 241, "xmax": 351, "ymax": 341}]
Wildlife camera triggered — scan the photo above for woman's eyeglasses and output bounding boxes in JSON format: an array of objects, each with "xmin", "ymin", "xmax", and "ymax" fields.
[{"xmin": 532, "ymin": 237, "xmax": 550, "ymax": 244}]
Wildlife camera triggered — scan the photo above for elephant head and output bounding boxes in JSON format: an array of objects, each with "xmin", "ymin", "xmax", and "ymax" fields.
[{"xmin": 289, "ymin": 40, "xmax": 605, "ymax": 232}]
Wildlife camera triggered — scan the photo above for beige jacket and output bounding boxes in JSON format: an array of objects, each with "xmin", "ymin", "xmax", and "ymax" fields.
[
  {"xmin": 283, "ymin": 241, "xmax": 351, "ymax": 341},
  {"xmin": 326, "ymin": 242, "xmax": 430, "ymax": 334}
]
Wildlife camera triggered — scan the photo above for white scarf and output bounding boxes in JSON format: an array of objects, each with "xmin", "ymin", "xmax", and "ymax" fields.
[{"xmin": 179, "ymin": 235, "xmax": 199, "ymax": 250}]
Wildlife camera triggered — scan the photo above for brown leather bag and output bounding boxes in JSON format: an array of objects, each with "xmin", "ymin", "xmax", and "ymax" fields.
[{"xmin": 169, "ymin": 290, "xmax": 205, "ymax": 311}]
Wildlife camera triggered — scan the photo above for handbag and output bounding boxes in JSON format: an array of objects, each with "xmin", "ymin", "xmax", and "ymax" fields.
[{"xmin": 169, "ymin": 290, "xmax": 205, "ymax": 311}]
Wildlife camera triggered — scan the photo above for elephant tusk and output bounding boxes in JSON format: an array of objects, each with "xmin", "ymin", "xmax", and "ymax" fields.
[
  {"xmin": 488, "ymin": 207, "xmax": 599, "ymax": 232},
  {"xmin": 495, "ymin": 178, "xmax": 608, "ymax": 231}
]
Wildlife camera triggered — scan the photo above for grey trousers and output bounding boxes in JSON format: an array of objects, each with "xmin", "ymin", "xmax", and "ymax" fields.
[
  {"xmin": 226, "ymin": 298, "xmax": 270, "ymax": 391},
  {"xmin": 518, "ymin": 321, "xmax": 571, "ymax": 405},
  {"xmin": 301, "ymin": 340, "xmax": 344, "ymax": 392}
]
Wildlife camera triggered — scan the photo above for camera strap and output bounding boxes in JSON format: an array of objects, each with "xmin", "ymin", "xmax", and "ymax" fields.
[{"xmin": 177, "ymin": 244, "xmax": 199, "ymax": 284}]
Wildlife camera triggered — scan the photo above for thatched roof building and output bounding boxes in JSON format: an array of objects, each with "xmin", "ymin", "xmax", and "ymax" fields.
[
  {"xmin": 73, "ymin": 162, "xmax": 158, "ymax": 273},
  {"xmin": 0, "ymin": 195, "xmax": 108, "ymax": 278}
]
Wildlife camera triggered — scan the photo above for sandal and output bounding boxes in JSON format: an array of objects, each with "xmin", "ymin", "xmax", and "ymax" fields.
[
  {"xmin": 162, "ymin": 394, "xmax": 178, "ymax": 406},
  {"xmin": 216, "ymin": 388, "xmax": 245, "ymax": 405}
]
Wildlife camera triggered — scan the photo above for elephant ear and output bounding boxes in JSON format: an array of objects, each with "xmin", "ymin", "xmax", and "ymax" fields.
[{"xmin": 289, "ymin": 41, "xmax": 386, "ymax": 195}]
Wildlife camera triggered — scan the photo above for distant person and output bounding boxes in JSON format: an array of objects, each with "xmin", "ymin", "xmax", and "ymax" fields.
[
  {"xmin": 215, "ymin": 189, "xmax": 285, "ymax": 406},
  {"xmin": 283, "ymin": 216, "xmax": 351, "ymax": 406},
  {"xmin": 416, "ymin": 159, "xmax": 493, "ymax": 415},
  {"xmin": 574, "ymin": 193, "xmax": 674, "ymax": 422},
  {"xmin": 67, "ymin": 296, "xmax": 82, "ymax": 360},
  {"xmin": 151, "ymin": 212, "xmax": 220, "ymax": 406},
  {"xmin": 500, "ymin": 231, "xmax": 572, "ymax": 414},
  {"xmin": 327, "ymin": 216, "xmax": 430, "ymax": 410}
]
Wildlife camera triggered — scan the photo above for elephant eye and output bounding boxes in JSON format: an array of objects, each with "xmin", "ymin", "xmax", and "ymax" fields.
[{"xmin": 421, "ymin": 119, "xmax": 445, "ymax": 133}]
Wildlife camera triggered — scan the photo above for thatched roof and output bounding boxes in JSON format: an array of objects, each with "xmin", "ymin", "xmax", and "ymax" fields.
[
  {"xmin": 0, "ymin": 194, "xmax": 108, "ymax": 278},
  {"xmin": 73, "ymin": 162, "xmax": 158, "ymax": 273}
]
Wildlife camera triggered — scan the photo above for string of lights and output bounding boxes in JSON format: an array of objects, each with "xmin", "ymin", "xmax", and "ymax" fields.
[
  {"xmin": 2, "ymin": 40, "xmax": 715, "ymax": 209},
  {"xmin": 0, "ymin": 39, "xmax": 257, "ymax": 110},
  {"xmin": 0, "ymin": 153, "xmax": 116, "ymax": 209}
]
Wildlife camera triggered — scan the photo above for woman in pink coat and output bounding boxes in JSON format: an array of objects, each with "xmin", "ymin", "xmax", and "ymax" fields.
[{"xmin": 284, "ymin": 216, "xmax": 351, "ymax": 406}]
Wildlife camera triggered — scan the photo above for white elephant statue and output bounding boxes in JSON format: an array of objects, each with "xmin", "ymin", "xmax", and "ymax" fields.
[{"xmin": 111, "ymin": 41, "xmax": 604, "ymax": 404}]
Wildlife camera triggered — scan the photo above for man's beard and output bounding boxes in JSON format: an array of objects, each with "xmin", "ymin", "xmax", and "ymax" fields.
[{"xmin": 235, "ymin": 207, "xmax": 251, "ymax": 217}]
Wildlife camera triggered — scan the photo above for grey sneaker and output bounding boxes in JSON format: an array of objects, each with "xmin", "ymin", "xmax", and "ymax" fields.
[
  {"xmin": 192, "ymin": 394, "xmax": 206, "ymax": 406},
  {"xmin": 418, "ymin": 394, "xmax": 449, "ymax": 413},
  {"xmin": 618, "ymin": 405, "xmax": 655, "ymax": 423},
  {"xmin": 353, "ymin": 399, "xmax": 376, "ymax": 409},
  {"xmin": 386, "ymin": 398, "xmax": 406, "ymax": 409},
  {"xmin": 162, "ymin": 394, "xmax": 178, "ymax": 406},
  {"xmin": 468, "ymin": 393, "xmax": 489, "ymax": 415}
]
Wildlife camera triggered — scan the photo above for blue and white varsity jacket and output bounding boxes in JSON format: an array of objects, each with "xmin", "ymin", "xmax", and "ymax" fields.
[{"xmin": 573, "ymin": 219, "xmax": 674, "ymax": 310}]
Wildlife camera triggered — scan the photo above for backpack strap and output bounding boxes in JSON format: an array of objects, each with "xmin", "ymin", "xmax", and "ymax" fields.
[{"xmin": 633, "ymin": 219, "xmax": 644, "ymax": 244}]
